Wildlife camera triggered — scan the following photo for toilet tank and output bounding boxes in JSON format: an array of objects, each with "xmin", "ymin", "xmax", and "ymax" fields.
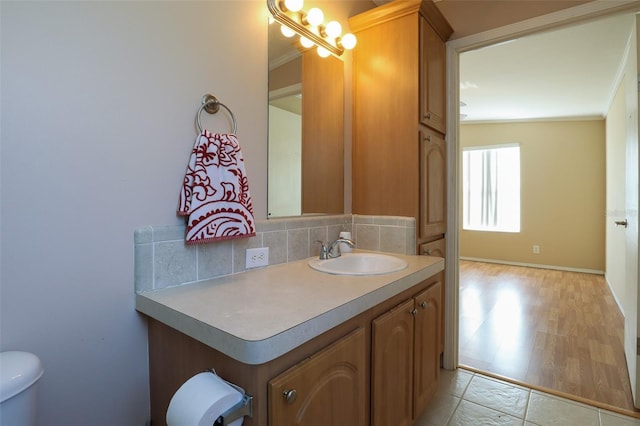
[{"xmin": 0, "ymin": 351, "xmax": 44, "ymax": 426}]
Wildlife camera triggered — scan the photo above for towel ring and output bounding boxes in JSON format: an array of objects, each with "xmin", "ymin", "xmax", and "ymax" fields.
[{"xmin": 196, "ymin": 94, "xmax": 237, "ymax": 134}]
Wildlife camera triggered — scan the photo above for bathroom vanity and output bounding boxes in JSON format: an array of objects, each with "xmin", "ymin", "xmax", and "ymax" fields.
[{"xmin": 136, "ymin": 252, "xmax": 444, "ymax": 426}]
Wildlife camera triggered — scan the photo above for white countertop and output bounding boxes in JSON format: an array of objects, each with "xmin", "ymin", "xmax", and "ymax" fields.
[{"xmin": 136, "ymin": 252, "xmax": 444, "ymax": 365}]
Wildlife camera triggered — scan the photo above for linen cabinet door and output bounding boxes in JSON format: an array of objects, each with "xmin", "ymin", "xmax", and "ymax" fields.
[
  {"xmin": 412, "ymin": 281, "xmax": 442, "ymax": 419},
  {"xmin": 371, "ymin": 299, "xmax": 415, "ymax": 426},
  {"xmin": 268, "ymin": 328, "xmax": 367, "ymax": 426},
  {"xmin": 419, "ymin": 17, "xmax": 447, "ymax": 134},
  {"xmin": 419, "ymin": 128, "xmax": 446, "ymax": 240}
]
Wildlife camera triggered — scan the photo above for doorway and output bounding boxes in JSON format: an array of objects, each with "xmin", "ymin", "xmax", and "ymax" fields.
[{"xmin": 444, "ymin": 1, "xmax": 640, "ymax": 412}]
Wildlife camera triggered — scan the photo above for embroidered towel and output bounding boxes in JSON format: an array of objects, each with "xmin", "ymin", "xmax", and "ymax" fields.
[{"xmin": 178, "ymin": 130, "xmax": 256, "ymax": 244}]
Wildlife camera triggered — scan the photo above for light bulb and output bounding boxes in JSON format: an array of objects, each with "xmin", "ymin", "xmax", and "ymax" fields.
[
  {"xmin": 306, "ymin": 8, "xmax": 324, "ymax": 26},
  {"xmin": 300, "ymin": 36, "xmax": 314, "ymax": 48},
  {"xmin": 325, "ymin": 21, "xmax": 342, "ymax": 39},
  {"xmin": 280, "ymin": 25, "xmax": 296, "ymax": 38},
  {"xmin": 340, "ymin": 33, "xmax": 357, "ymax": 50},
  {"xmin": 317, "ymin": 46, "xmax": 330, "ymax": 57},
  {"xmin": 283, "ymin": 0, "xmax": 303, "ymax": 12}
]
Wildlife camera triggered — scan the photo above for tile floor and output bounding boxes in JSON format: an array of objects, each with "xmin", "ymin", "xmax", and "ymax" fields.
[{"xmin": 416, "ymin": 369, "xmax": 640, "ymax": 426}]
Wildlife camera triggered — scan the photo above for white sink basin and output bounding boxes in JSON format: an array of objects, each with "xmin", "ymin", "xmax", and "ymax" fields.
[{"xmin": 308, "ymin": 253, "xmax": 408, "ymax": 276}]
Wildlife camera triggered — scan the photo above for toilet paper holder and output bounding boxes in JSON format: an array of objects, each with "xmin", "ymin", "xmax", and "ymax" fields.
[{"xmin": 207, "ymin": 370, "xmax": 253, "ymax": 426}]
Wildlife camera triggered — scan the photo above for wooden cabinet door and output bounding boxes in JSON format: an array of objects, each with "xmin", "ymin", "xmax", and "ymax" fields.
[
  {"xmin": 419, "ymin": 128, "xmax": 446, "ymax": 240},
  {"xmin": 419, "ymin": 17, "xmax": 446, "ymax": 133},
  {"xmin": 413, "ymin": 282, "xmax": 442, "ymax": 419},
  {"xmin": 372, "ymin": 299, "xmax": 415, "ymax": 426},
  {"xmin": 421, "ymin": 238, "xmax": 446, "ymax": 353},
  {"xmin": 268, "ymin": 328, "xmax": 367, "ymax": 426}
]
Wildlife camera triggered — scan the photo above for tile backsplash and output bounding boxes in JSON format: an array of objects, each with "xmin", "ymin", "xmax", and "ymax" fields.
[{"xmin": 134, "ymin": 214, "xmax": 416, "ymax": 293}]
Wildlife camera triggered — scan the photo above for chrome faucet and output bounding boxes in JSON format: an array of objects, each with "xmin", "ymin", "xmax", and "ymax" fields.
[{"xmin": 315, "ymin": 238, "xmax": 355, "ymax": 260}]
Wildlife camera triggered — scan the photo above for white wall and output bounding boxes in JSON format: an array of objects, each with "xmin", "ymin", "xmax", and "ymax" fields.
[
  {"xmin": 606, "ymin": 77, "xmax": 628, "ymax": 312},
  {"xmin": 267, "ymin": 105, "xmax": 301, "ymax": 217},
  {"xmin": 0, "ymin": 2, "xmax": 268, "ymax": 424}
]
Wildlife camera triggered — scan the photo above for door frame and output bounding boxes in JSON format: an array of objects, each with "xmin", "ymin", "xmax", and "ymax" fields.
[{"xmin": 443, "ymin": 0, "xmax": 640, "ymax": 370}]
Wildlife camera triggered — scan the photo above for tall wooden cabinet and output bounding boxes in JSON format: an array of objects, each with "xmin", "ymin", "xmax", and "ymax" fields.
[
  {"xmin": 350, "ymin": 0, "xmax": 452, "ymax": 248},
  {"xmin": 350, "ymin": 0, "xmax": 451, "ymax": 363}
]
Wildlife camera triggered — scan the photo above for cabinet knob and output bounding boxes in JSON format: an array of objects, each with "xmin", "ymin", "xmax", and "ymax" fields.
[
  {"xmin": 410, "ymin": 308, "xmax": 418, "ymax": 316},
  {"xmin": 420, "ymin": 301, "xmax": 427, "ymax": 309},
  {"xmin": 283, "ymin": 389, "xmax": 297, "ymax": 404},
  {"xmin": 426, "ymin": 135, "xmax": 431, "ymax": 142},
  {"xmin": 425, "ymin": 112, "xmax": 431, "ymax": 119}
]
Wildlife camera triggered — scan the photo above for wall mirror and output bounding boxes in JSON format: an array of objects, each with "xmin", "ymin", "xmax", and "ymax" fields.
[
  {"xmin": 267, "ymin": 24, "xmax": 345, "ymax": 218},
  {"xmin": 267, "ymin": 7, "xmax": 345, "ymax": 218},
  {"xmin": 267, "ymin": 1, "xmax": 375, "ymax": 218}
]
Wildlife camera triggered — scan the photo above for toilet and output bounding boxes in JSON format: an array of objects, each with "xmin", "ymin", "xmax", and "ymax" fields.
[{"xmin": 0, "ymin": 351, "xmax": 44, "ymax": 426}]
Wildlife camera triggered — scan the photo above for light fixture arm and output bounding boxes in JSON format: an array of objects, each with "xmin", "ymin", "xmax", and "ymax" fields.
[{"xmin": 267, "ymin": 0, "xmax": 344, "ymax": 57}]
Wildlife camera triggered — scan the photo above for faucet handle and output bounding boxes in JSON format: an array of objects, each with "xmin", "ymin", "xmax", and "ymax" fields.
[{"xmin": 314, "ymin": 240, "xmax": 329, "ymax": 260}]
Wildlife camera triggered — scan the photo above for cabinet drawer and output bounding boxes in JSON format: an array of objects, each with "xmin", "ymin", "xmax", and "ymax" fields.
[{"xmin": 421, "ymin": 237, "xmax": 445, "ymax": 258}]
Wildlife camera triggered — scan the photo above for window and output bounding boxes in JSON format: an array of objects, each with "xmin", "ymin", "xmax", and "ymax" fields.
[{"xmin": 463, "ymin": 144, "xmax": 520, "ymax": 232}]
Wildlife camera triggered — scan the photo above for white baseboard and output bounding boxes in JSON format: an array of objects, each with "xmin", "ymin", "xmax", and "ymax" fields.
[
  {"xmin": 459, "ymin": 256, "xmax": 605, "ymax": 275},
  {"xmin": 604, "ymin": 273, "xmax": 626, "ymax": 316}
]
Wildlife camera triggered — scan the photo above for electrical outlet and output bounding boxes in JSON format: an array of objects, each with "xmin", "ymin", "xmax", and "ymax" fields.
[
  {"xmin": 246, "ymin": 247, "xmax": 269, "ymax": 269},
  {"xmin": 533, "ymin": 245, "xmax": 540, "ymax": 254}
]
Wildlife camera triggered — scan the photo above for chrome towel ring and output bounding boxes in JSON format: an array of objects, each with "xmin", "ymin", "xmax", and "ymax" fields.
[{"xmin": 196, "ymin": 94, "xmax": 237, "ymax": 134}]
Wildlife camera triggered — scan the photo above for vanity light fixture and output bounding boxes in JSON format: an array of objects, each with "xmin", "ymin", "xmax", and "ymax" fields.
[{"xmin": 267, "ymin": 0, "xmax": 356, "ymax": 57}]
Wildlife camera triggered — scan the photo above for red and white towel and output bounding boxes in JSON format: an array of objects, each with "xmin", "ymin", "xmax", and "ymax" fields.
[{"xmin": 177, "ymin": 130, "xmax": 256, "ymax": 244}]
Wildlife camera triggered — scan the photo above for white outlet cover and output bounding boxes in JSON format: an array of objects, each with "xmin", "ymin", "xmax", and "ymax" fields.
[{"xmin": 246, "ymin": 247, "xmax": 269, "ymax": 268}]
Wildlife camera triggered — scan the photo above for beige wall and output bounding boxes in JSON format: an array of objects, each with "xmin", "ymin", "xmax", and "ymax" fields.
[{"xmin": 460, "ymin": 120, "xmax": 606, "ymax": 271}]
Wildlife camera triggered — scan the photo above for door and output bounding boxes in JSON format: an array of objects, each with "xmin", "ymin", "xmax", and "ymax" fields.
[
  {"xmin": 268, "ymin": 328, "xmax": 367, "ymax": 425},
  {"xmin": 624, "ymin": 15, "xmax": 640, "ymax": 408},
  {"xmin": 413, "ymin": 282, "xmax": 441, "ymax": 418},
  {"xmin": 372, "ymin": 299, "xmax": 414, "ymax": 426},
  {"xmin": 419, "ymin": 16, "xmax": 446, "ymax": 134},
  {"xmin": 419, "ymin": 128, "xmax": 446, "ymax": 240}
]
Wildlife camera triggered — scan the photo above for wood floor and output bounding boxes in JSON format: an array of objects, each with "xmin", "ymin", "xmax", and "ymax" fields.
[{"xmin": 458, "ymin": 260, "xmax": 639, "ymax": 415}]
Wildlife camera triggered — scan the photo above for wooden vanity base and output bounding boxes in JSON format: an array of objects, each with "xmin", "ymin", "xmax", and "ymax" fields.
[{"xmin": 146, "ymin": 274, "xmax": 442, "ymax": 426}]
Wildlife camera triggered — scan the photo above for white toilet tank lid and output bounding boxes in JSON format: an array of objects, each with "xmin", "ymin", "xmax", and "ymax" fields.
[{"xmin": 0, "ymin": 351, "xmax": 44, "ymax": 403}]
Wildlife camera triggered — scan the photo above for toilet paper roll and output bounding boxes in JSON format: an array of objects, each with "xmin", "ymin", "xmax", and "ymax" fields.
[
  {"xmin": 339, "ymin": 231, "xmax": 352, "ymax": 253},
  {"xmin": 166, "ymin": 372, "xmax": 244, "ymax": 426}
]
